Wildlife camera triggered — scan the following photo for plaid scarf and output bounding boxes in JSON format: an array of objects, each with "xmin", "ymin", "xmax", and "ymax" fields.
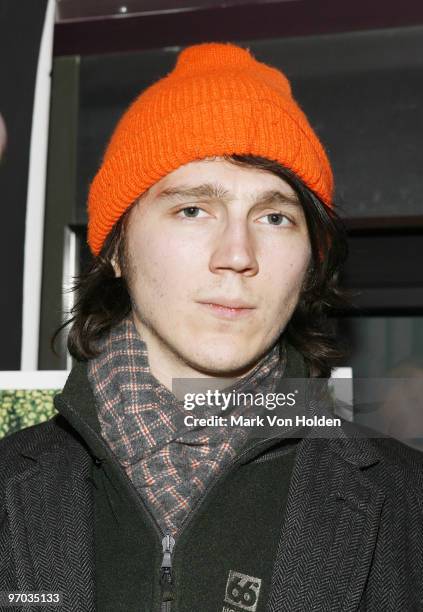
[{"xmin": 87, "ymin": 315, "xmax": 287, "ymax": 536}]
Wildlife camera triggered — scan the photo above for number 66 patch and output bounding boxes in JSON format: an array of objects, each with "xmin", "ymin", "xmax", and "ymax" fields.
[{"xmin": 224, "ymin": 570, "xmax": 262, "ymax": 611}]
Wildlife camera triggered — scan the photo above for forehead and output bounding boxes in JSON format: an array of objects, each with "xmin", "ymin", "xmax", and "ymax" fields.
[{"xmin": 147, "ymin": 157, "xmax": 297, "ymax": 199}]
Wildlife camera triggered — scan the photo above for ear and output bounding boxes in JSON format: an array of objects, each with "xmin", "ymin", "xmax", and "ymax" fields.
[{"xmin": 111, "ymin": 249, "xmax": 122, "ymax": 278}]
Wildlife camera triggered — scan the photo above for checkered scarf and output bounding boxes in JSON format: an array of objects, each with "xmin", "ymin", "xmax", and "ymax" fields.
[{"xmin": 87, "ymin": 315, "xmax": 287, "ymax": 536}]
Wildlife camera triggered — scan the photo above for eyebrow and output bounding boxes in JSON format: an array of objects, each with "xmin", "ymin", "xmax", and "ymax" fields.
[{"xmin": 155, "ymin": 182, "xmax": 301, "ymax": 207}]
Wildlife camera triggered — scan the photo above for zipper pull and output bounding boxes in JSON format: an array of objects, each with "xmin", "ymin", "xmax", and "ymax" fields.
[{"xmin": 160, "ymin": 532, "xmax": 175, "ymax": 603}]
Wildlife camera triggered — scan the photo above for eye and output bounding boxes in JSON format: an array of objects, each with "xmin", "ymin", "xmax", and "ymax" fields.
[
  {"xmin": 176, "ymin": 206, "xmax": 208, "ymax": 218},
  {"xmin": 258, "ymin": 213, "xmax": 293, "ymax": 226}
]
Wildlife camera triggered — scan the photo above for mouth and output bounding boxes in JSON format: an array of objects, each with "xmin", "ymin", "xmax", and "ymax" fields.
[{"xmin": 198, "ymin": 302, "xmax": 256, "ymax": 320}]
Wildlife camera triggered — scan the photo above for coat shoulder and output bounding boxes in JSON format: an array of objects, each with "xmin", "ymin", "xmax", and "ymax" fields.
[
  {"xmin": 371, "ymin": 433, "xmax": 423, "ymax": 470},
  {"xmin": 323, "ymin": 419, "xmax": 423, "ymax": 513},
  {"xmin": 370, "ymin": 434, "xmax": 423, "ymax": 497},
  {"xmin": 335, "ymin": 420, "xmax": 423, "ymax": 513},
  {"xmin": 0, "ymin": 415, "xmax": 85, "ymax": 488}
]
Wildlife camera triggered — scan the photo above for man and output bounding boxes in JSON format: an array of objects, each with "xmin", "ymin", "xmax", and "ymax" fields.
[{"xmin": 1, "ymin": 43, "xmax": 422, "ymax": 612}]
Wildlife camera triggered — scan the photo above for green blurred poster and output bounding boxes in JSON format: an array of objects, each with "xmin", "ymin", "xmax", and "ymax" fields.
[{"xmin": 0, "ymin": 371, "xmax": 68, "ymax": 439}]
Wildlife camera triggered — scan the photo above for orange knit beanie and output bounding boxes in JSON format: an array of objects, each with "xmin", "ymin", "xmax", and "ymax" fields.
[{"xmin": 87, "ymin": 42, "xmax": 334, "ymax": 256}]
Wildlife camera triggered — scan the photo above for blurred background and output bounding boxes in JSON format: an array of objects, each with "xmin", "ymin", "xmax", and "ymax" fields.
[{"xmin": 0, "ymin": 0, "xmax": 422, "ymax": 440}]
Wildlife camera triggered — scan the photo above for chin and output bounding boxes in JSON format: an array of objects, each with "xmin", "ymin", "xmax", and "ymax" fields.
[{"xmin": 184, "ymin": 348, "xmax": 256, "ymax": 378}]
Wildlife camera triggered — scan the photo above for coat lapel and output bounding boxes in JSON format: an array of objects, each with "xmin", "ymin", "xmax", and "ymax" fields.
[
  {"xmin": 6, "ymin": 442, "xmax": 95, "ymax": 612},
  {"xmin": 267, "ymin": 433, "xmax": 385, "ymax": 612}
]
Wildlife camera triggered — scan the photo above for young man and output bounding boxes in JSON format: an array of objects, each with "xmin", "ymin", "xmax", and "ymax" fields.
[{"xmin": 1, "ymin": 43, "xmax": 422, "ymax": 612}]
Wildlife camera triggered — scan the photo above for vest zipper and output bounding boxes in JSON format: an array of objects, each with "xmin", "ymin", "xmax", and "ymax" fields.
[{"xmin": 160, "ymin": 532, "xmax": 175, "ymax": 611}]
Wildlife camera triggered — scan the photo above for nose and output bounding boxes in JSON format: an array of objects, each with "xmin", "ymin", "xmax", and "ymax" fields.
[{"xmin": 209, "ymin": 219, "xmax": 259, "ymax": 276}]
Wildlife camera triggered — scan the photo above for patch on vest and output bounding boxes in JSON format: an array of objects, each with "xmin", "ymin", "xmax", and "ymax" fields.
[{"xmin": 223, "ymin": 569, "xmax": 262, "ymax": 611}]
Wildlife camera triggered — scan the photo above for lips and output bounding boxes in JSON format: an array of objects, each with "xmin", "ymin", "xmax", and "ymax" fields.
[
  {"xmin": 198, "ymin": 299, "xmax": 255, "ymax": 309},
  {"xmin": 198, "ymin": 300, "xmax": 256, "ymax": 320}
]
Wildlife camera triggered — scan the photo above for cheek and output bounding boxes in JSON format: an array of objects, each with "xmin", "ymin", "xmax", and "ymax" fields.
[
  {"xmin": 287, "ymin": 253, "xmax": 311, "ymax": 289},
  {"xmin": 263, "ymin": 241, "xmax": 311, "ymax": 298},
  {"xmin": 127, "ymin": 232, "xmax": 201, "ymax": 299}
]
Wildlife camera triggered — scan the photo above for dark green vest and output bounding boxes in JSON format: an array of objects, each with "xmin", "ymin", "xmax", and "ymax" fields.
[{"xmin": 93, "ymin": 434, "xmax": 298, "ymax": 611}]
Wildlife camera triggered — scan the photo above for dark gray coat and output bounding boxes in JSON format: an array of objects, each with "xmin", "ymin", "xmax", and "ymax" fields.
[{"xmin": 1, "ymin": 361, "xmax": 423, "ymax": 611}]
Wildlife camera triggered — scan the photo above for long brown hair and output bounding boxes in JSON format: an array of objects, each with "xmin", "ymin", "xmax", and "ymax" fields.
[{"xmin": 52, "ymin": 155, "xmax": 351, "ymax": 377}]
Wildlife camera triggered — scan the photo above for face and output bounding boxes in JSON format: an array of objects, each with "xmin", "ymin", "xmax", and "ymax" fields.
[{"xmin": 114, "ymin": 157, "xmax": 312, "ymax": 385}]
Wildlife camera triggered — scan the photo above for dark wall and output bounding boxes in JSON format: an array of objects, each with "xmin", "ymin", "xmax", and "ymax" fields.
[{"xmin": 0, "ymin": 0, "xmax": 48, "ymax": 369}]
